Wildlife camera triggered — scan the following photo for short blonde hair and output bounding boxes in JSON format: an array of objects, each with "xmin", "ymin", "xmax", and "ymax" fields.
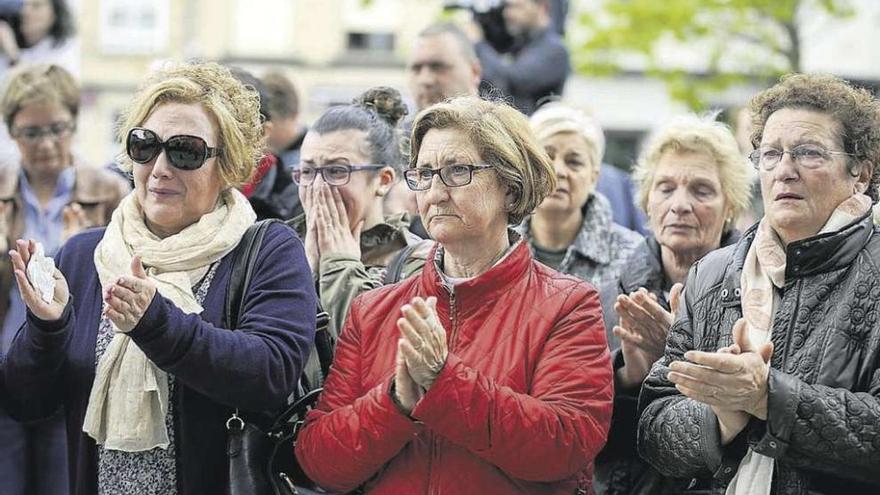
[
  {"xmin": 634, "ymin": 113, "xmax": 755, "ymax": 221},
  {"xmin": 1, "ymin": 64, "xmax": 80, "ymax": 129},
  {"xmin": 116, "ymin": 61, "xmax": 263, "ymax": 188},
  {"xmin": 529, "ymin": 102, "xmax": 605, "ymax": 168},
  {"xmin": 410, "ymin": 96, "xmax": 556, "ymax": 225}
]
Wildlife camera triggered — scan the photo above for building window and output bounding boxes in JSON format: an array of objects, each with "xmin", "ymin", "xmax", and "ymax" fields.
[
  {"xmin": 346, "ymin": 32, "xmax": 395, "ymax": 52},
  {"xmin": 99, "ymin": 0, "xmax": 169, "ymax": 55}
]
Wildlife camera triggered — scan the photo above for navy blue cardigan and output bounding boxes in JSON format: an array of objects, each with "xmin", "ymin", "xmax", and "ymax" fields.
[{"xmin": 1, "ymin": 223, "xmax": 316, "ymax": 494}]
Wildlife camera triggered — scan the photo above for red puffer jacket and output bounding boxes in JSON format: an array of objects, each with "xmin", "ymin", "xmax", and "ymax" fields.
[{"xmin": 295, "ymin": 241, "xmax": 613, "ymax": 494}]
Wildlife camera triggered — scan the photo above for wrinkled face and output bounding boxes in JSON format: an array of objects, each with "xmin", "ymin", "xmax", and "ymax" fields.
[
  {"xmin": 133, "ymin": 102, "xmax": 225, "ymax": 238},
  {"xmin": 21, "ymin": 0, "xmax": 56, "ymax": 46},
  {"xmin": 407, "ymin": 33, "xmax": 480, "ymax": 111},
  {"xmin": 647, "ymin": 149, "xmax": 729, "ymax": 257},
  {"xmin": 536, "ymin": 131, "xmax": 599, "ymax": 215},
  {"xmin": 503, "ymin": 0, "xmax": 543, "ymax": 37},
  {"xmin": 414, "ymin": 127, "xmax": 509, "ymax": 246},
  {"xmin": 759, "ymin": 108, "xmax": 868, "ymax": 245},
  {"xmin": 11, "ymin": 101, "xmax": 74, "ymax": 177},
  {"xmin": 299, "ymin": 129, "xmax": 387, "ymax": 230}
]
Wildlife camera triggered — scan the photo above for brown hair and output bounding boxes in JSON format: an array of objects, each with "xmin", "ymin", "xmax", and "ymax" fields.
[
  {"xmin": 750, "ymin": 73, "xmax": 880, "ymax": 200},
  {"xmin": 410, "ymin": 96, "xmax": 556, "ymax": 225},
  {"xmin": 1, "ymin": 64, "xmax": 80, "ymax": 129}
]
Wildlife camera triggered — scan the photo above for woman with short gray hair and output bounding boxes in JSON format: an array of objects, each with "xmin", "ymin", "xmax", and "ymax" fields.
[{"xmin": 639, "ymin": 73, "xmax": 880, "ymax": 494}]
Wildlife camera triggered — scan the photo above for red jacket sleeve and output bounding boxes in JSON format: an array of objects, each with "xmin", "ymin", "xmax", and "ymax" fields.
[
  {"xmin": 411, "ymin": 285, "xmax": 613, "ymax": 482},
  {"xmin": 295, "ymin": 297, "xmax": 422, "ymax": 492}
]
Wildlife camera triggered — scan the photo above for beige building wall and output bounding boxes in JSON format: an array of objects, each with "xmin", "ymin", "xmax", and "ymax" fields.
[{"xmin": 76, "ymin": 0, "xmax": 447, "ymax": 167}]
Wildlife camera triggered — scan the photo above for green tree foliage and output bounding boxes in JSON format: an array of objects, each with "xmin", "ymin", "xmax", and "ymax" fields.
[{"xmin": 574, "ymin": 0, "xmax": 855, "ymax": 109}]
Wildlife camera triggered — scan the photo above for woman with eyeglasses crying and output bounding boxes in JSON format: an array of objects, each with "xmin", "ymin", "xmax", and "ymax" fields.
[
  {"xmin": 295, "ymin": 96, "xmax": 613, "ymax": 494},
  {"xmin": 1, "ymin": 61, "xmax": 316, "ymax": 495},
  {"xmin": 0, "ymin": 64, "xmax": 128, "ymax": 495},
  {"xmin": 289, "ymin": 86, "xmax": 433, "ymax": 387},
  {"xmin": 638, "ymin": 75, "xmax": 880, "ymax": 494}
]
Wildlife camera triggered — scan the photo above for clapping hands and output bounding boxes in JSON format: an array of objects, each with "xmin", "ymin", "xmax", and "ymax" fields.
[
  {"xmin": 393, "ymin": 296, "xmax": 449, "ymax": 414},
  {"xmin": 101, "ymin": 255, "xmax": 157, "ymax": 333},
  {"xmin": 668, "ymin": 318, "xmax": 773, "ymax": 444},
  {"xmin": 613, "ymin": 284, "xmax": 682, "ymax": 388}
]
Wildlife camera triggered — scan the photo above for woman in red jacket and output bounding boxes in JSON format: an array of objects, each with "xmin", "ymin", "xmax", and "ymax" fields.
[{"xmin": 295, "ymin": 96, "xmax": 614, "ymax": 495}]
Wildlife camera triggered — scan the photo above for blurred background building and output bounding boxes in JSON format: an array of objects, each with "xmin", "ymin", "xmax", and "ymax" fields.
[{"xmin": 71, "ymin": 0, "xmax": 880, "ymax": 170}]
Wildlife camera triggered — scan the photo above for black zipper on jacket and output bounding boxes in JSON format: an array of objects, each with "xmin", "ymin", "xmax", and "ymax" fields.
[
  {"xmin": 427, "ymin": 285, "xmax": 457, "ymax": 495},
  {"xmin": 779, "ymin": 279, "xmax": 801, "ymax": 371}
]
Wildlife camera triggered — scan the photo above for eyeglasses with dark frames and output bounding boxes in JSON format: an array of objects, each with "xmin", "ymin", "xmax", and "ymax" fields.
[
  {"xmin": 748, "ymin": 144, "xmax": 854, "ymax": 171},
  {"xmin": 404, "ymin": 164, "xmax": 494, "ymax": 191},
  {"xmin": 126, "ymin": 127, "xmax": 222, "ymax": 171},
  {"xmin": 11, "ymin": 121, "xmax": 75, "ymax": 143},
  {"xmin": 292, "ymin": 163, "xmax": 387, "ymax": 186}
]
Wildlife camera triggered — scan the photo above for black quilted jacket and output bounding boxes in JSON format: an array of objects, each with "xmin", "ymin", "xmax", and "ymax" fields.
[
  {"xmin": 637, "ymin": 214, "xmax": 880, "ymax": 494},
  {"xmin": 595, "ymin": 232, "xmax": 739, "ymax": 495}
]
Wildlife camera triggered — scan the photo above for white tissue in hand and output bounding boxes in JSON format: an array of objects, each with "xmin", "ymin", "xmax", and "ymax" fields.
[{"xmin": 26, "ymin": 243, "xmax": 56, "ymax": 304}]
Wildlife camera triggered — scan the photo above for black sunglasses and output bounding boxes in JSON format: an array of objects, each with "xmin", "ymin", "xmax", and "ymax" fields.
[{"xmin": 126, "ymin": 127, "xmax": 223, "ymax": 171}]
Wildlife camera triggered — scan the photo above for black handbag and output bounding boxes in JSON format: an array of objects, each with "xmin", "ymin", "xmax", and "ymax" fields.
[{"xmin": 223, "ymin": 219, "xmax": 334, "ymax": 495}]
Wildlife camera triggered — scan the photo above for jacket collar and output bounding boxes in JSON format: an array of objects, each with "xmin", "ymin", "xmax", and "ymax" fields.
[
  {"xmin": 419, "ymin": 231, "xmax": 532, "ymax": 313},
  {"xmin": 568, "ymin": 193, "xmax": 617, "ymax": 265},
  {"xmin": 720, "ymin": 214, "xmax": 874, "ymax": 305},
  {"xmin": 521, "ymin": 192, "xmax": 617, "ymax": 266}
]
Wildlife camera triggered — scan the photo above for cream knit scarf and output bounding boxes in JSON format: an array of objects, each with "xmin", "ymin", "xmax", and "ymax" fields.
[
  {"xmin": 727, "ymin": 193, "xmax": 871, "ymax": 495},
  {"xmin": 82, "ymin": 188, "xmax": 256, "ymax": 452}
]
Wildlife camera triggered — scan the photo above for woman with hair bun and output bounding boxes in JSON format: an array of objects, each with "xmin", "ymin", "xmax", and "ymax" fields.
[
  {"xmin": 296, "ymin": 95, "xmax": 613, "ymax": 494},
  {"xmin": 291, "ymin": 87, "xmax": 432, "ymax": 385}
]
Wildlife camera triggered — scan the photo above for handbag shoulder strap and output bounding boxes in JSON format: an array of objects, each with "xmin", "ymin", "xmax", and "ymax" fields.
[
  {"xmin": 224, "ymin": 219, "xmax": 282, "ymax": 329},
  {"xmin": 383, "ymin": 243, "xmax": 418, "ymax": 286}
]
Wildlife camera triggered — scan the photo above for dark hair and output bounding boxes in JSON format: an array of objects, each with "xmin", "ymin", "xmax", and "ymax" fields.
[
  {"xmin": 311, "ymin": 86, "xmax": 408, "ymax": 172},
  {"xmin": 750, "ymin": 73, "xmax": 880, "ymax": 201},
  {"xmin": 262, "ymin": 70, "xmax": 299, "ymax": 119},
  {"xmin": 417, "ymin": 22, "xmax": 478, "ymax": 64},
  {"xmin": 228, "ymin": 66, "xmax": 271, "ymax": 122},
  {"xmin": 12, "ymin": 0, "xmax": 76, "ymax": 48}
]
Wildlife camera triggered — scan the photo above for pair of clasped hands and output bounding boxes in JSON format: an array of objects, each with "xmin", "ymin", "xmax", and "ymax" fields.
[
  {"xmin": 393, "ymin": 296, "xmax": 449, "ymax": 415},
  {"xmin": 614, "ymin": 285, "xmax": 772, "ymax": 444},
  {"xmin": 9, "ymin": 239, "xmax": 157, "ymax": 333}
]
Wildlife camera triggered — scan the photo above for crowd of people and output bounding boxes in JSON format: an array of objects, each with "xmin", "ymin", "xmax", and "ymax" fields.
[{"xmin": 0, "ymin": 0, "xmax": 879, "ymax": 494}]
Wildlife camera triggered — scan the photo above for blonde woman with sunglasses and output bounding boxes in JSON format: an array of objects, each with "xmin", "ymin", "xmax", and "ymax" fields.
[
  {"xmin": 1, "ymin": 61, "xmax": 316, "ymax": 495},
  {"xmin": 0, "ymin": 63, "xmax": 128, "ymax": 495}
]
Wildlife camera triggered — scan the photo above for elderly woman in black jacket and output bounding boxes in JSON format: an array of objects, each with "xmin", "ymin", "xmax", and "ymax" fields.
[
  {"xmin": 638, "ymin": 74, "xmax": 880, "ymax": 494},
  {"xmin": 595, "ymin": 114, "xmax": 755, "ymax": 495}
]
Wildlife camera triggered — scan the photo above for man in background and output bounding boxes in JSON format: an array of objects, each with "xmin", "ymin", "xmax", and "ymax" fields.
[
  {"xmin": 467, "ymin": 0, "xmax": 570, "ymax": 115},
  {"xmin": 389, "ymin": 23, "xmax": 482, "ymax": 236},
  {"xmin": 232, "ymin": 68, "xmax": 302, "ymax": 220},
  {"xmin": 407, "ymin": 22, "xmax": 481, "ymax": 112}
]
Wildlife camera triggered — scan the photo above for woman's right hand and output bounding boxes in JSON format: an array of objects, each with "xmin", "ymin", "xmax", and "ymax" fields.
[
  {"xmin": 393, "ymin": 340, "xmax": 423, "ymax": 414},
  {"xmin": 9, "ymin": 239, "xmax": 70, "ymax": 321},
  {"xmin": 301, "ymin": 185, "xmax": 320, "ymax": 274},
  {"xmin": 613, "ymin": 284, "xmax": 683, "ymax": 388}
]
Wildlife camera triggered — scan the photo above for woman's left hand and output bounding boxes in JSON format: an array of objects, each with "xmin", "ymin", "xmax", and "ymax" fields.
[
  {"xmin": 397, "ymin": 296, "xmax": 448, "ymax": 391},
  {"xmin": 667, "ymin": 319, "xmax": 773, "ymax": 419},
  {"xmin": 314, "ymin": 184, "xmax": 363, "ymax": 259},
  {"xmin": 102, "ymin": 255, "xmax": 157, "ymax": 333}
]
